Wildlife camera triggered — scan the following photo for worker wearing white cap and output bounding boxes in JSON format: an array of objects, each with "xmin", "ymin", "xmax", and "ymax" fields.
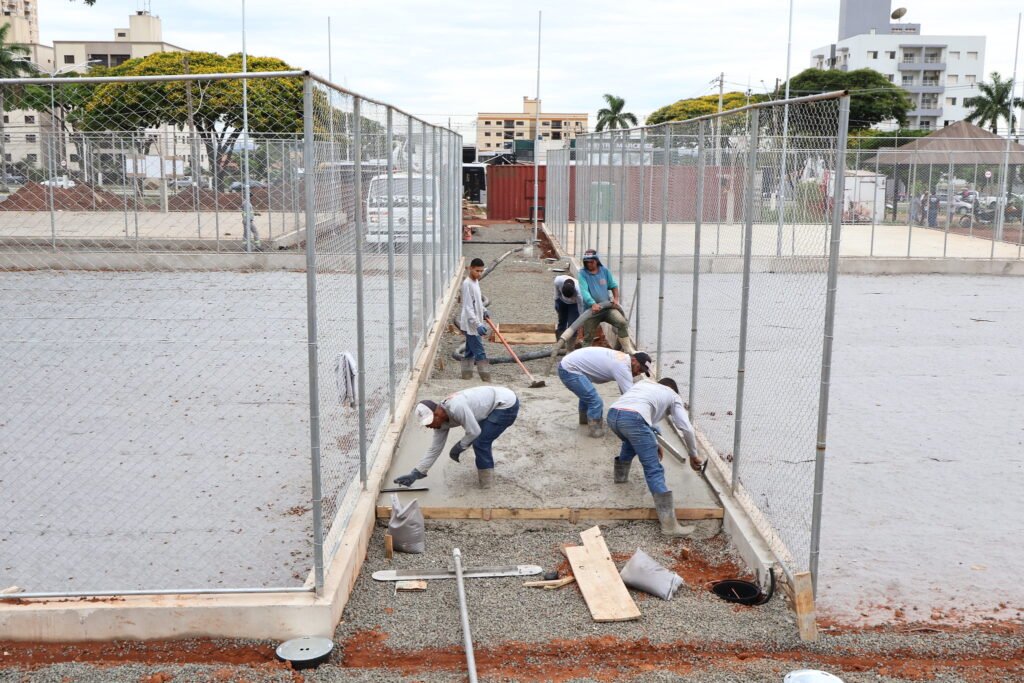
[{"xmin": 393, "ymin": 386, "xmax": 520, "ymax": 489}]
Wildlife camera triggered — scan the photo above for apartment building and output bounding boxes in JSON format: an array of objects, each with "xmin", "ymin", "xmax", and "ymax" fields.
[
  {"xmin": 476, "ymin": 97, "xmax": 588, "ymax": 154},
  {"xmin": 810, "ymin": 0, "xmax": 985, "ymax": 130},
  {"xmin": 52, "ymin": 9, "xmax": 185, "ymax": 71}
]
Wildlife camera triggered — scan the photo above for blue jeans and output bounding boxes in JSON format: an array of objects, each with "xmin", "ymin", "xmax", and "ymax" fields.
[
  {"xmin": 463, "ymin": 331, "xmax": 486, "ymax": 361},
  {"xmin": 555, "ymin": 299, "xmax": 580, "ymax": 338},
  {"xmin": 473, "ymin": 399, "xmax": 520, "ymax": 470},
  {"xmin": 607, "ymin": 408, "xmax": 667, "ymax": 494},
  {"xmin": 558, "ymin": 364, "xmax": 603, "ymax": 421}
]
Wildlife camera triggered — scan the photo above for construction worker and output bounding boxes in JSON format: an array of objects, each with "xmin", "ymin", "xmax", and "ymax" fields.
[
  {"xmin": 459, "ymin": 257, "xmax": 491, "ymax": 381},
  {"xmin": 606, "ymin": 377, "xmax": 702, "ymax": 537},
  {"xmin": 553, "ymin": 274, "xmax": 582, "ymax": 345},
  {"xmin": 558, "ymin": 346, "xmax": 652, "ymax": 438},
  {"xmin": 577, "ymin": 249, "xmax": 633, "ymax": 352},
  {"xmin": 393, "ymin": 386, "xmax": 520, "ymax": 490}
]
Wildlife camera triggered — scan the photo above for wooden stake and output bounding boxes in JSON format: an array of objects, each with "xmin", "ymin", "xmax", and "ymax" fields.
[
  {"xmin": 792, "ymin": 571, "xmax": 818, "ymax": 642},
  {"xmin": 384, "ymin": 534, "xmax": 393, "ymax": 562}
]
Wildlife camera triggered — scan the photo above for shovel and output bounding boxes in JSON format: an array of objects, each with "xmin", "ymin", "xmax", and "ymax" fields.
[{"xmin": 487, "ymin": 319, "xmax": 546, "ymax": 388}]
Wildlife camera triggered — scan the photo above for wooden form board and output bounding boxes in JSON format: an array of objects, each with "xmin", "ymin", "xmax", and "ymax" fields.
[
  {"xmin": 488, "ymin": 323, "xmax": 556, "ymax": 345},
  {"xmin": 564, "ymin": 526, "xmax": 640, "ymax": 622},
  {"xmin": 375, "ymin": 506, "xmax": 723, "ymax": 522}
]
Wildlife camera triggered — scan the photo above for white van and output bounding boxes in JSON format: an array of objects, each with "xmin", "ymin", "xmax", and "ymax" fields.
[{"xmin": 365, "ymin": 173, "xmax": 436, "ymax": 243}]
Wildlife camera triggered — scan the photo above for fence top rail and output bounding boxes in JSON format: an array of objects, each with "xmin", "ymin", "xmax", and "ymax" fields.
[
  {"xmin": 579, "ymin": 90, "xmax": 849, "ymax": 139},
  {"xmin": 0, "ymin": 70, "xmax": 461, "ymax": 138}
]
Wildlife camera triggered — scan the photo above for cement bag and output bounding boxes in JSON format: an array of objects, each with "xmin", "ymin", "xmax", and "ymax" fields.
[
  {"xmin": 619, "ymin": 549, "xmax": 683, "ymax": 600},
  {"xmin": 387, "ymin": 494, "xmax": 425, "ymax": 554}
]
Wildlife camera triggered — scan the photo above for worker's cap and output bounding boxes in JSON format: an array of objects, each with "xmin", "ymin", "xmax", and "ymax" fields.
[
  {"xmin": 582, "ymin": 249, "xmax": 602, "ymax": 264},
  {"xmin": 631, "ymin": 352, "xmax": 652, "ymax": 376},
  {"xmin": 415, "ymin": 400, "xmax": 439, "ymax": 426}
]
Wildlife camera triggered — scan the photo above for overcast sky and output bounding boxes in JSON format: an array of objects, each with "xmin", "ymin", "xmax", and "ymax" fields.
[{"xmin": 42, "ymin": 0, "xmax": 1024, "ymax": 131}]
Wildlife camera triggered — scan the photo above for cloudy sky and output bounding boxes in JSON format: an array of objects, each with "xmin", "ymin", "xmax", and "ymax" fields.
[{"xmin": 42, "ymin": 0, "xmax": 1024, "ymax": 131}]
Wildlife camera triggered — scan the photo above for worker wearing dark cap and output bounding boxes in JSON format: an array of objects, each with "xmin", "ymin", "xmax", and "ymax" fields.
[
  {"xmin": 558, "ymin": 346, "xmax": 652, "ymax": 438},
  {"xmin": 577, "ymin": 248, "xmax": 633, "ymax": 352}
]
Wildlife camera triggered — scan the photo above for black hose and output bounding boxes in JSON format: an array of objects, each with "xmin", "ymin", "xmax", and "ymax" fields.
[{"xmin": 452, "ymin": 345, "xmax": 554, "ymax": 364}]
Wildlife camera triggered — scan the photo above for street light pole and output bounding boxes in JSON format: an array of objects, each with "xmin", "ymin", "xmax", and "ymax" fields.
[
  {"xmin": 532, "ymin": 10, "xmax": 542, "ymax": 245},
  {"xmin": 241, "ymin": 0, "xmax": 254, "ymax": 252}
]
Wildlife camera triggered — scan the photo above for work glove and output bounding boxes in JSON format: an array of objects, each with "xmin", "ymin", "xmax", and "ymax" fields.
[
  {"xmin": 449, "ymin": 442, "xmax": 466, "ymax": 463},
  {"xmin": 483, "ymin": 309, "xmax": 491, "ymax": 320},
  {"xmin": 393, "ymin": 468, "xmax": 426, "ymax": 487},
  {"xmin": 477, "ymin": 324, "xmax": 489, "ymax": 336}
]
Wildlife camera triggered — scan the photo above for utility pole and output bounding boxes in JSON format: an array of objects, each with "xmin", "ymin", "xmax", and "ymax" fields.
[
  {"xmin": 532, "ymin": 10, "xmax": 542, "ymax": 245},
  {"xmin": 715, "ymin": 72, "xmax": 724, "ymax": 167}
]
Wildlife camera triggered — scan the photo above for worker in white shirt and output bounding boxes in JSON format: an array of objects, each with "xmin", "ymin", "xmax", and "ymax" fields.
[
  {"xmin": 607, "ymin": 377, "xmax": 703, "ymax": 536},
  {"xmin": 459, "ymin": 257, "xmax": 491, "ymax": 381},
  {"xmin": 393, "ymin": 385, "xmax": 520, "ymax": 489},
  {"xmin": 557, "ymin": 347, "xmax": 652, "ymax": 438},
  {"xmin": 553, "ymin": 274, "xmax": 583, "ymax": 347}
]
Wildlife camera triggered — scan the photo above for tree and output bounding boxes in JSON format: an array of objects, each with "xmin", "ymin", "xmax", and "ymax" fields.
[
  {"xmin": 646, "ymin": 91, "xmax": 765, "ymax": 125},
  {"xmin": 0, "ymin": 21, "xmax": 35, "ymax": 185},
  {"xmin": 595, "ymin": 94, "xmax": 637, "ymax": 131},
  {"xmin": 964, "ymin": 72, "xmax": 1024, "ymax": 134},
  {"xmin": 783, "ymin": 68, "xmax": 913, "ymax": 130},
  {"xmin": 81, "ymin": 51, "xmax": 303, "ymax": 189}
]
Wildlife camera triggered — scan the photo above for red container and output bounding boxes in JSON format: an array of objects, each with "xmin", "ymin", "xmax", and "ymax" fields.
[{"xmin": 486, "ymin": 164, "xmax": 577, "ymax": 222}]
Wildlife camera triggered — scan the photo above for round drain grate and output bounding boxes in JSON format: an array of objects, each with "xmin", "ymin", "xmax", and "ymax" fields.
[{"xmin": 275, "ymin": 636, "xmax": 334, "ymax": 669}]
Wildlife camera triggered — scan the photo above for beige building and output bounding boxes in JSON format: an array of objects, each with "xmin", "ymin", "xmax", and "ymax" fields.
[
  {"xmin": 53, "ymin": 9, "xmax": 185, "ymax": 71},
  {"xmin": 476, "ymin": 97, "xmax": 588, "ymax": 154}
]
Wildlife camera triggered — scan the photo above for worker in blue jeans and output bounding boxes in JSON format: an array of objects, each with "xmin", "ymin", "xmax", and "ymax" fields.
[
  {"xmin": 607, "ymin": 377, "xmax": 703, "ymax": 536},
  {"xmin": 557, "ymin": 346, "xmax": 651, "ymax": 438}
]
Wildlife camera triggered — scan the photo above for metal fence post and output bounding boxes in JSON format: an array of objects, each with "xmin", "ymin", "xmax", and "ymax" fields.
[
  {"xmin": 618, "ymin": 131, "xmax": 626, "ymax": 278},
  {"xmin": 606, "ymin": 131, "xmax": 613, "ymax": 266},
  {"xmin": 809, "ymin": 95, "xmax": 850, "ymax": 596},
  {"xmin": 386, "ymin": 107, "xmax": 396, "ymax": 420},
  {"xmin": 944, "ymin": 152, "xmax": 953, "ymax": 258},
  {"xmin": 353, "ymin": 98, "xmax": 368, "ymax": 487},
  {"xmin": 906, "ymin": 161, "xmax": 916, "ymax": 257},
  {"xmin": 731, "ymin": 107, "xmax": 760, "ymax": 493},
  {"xmin": 302, "ymin": 76, "xmax": 325, "ymax": 595},
  {"xmin": 432, "ymin": 127, "xmax": 440, "ymax": 312},
  {"xmin": 655, "ymin": 125, "xmax": 671, "ymax": 376},
  {"xmin": 871, "ymin": 149, "xmax": 879, "ymax": 256},
  {"xmin": 688, "ymin": 122, "xmax": 706, "ymax": 421},
  {"xmin": 421, "ymin": 124, "xmax": 429, "ymax": 337},
  {"xmin": 635, "ymin": 127, "xmax": 646, "ymax": 347},
  {"xmin": 407, "ymin": 118, "xmax": 415, "ymax": 375}
]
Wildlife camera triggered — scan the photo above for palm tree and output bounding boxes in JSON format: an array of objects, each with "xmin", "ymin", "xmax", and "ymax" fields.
[
  {"xmin": 0, "ymin": 22, "xmax": 35, "ymax": 188},
  {"xmin": 595, "ymin": 94, "xmax": 638, "ymax": 131},
  {"xmin": 964, "ymin": 72, "xmax": 1024, "ymax": 134}
]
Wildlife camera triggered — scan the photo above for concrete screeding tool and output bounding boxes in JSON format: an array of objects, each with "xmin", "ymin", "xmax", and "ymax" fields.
[
  {"xmin": 372, "ymin": 564, "xmax": 543, "ymax": 582},
  {"xmin": 656, "ymin": 433, "xmax": 711, "ymax": 484},
  {"xmin": 452, "ymin": 549, "xmax": 479, "ymax": 683},
  {"xmin": 487, "ymin": 319, "xmax": 546, "ymax": 388}
]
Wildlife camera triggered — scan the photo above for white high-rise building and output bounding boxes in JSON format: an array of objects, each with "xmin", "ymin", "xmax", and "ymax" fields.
[{"xmin": 810, "ymin": 0, "xmax": 985, "ymax": 130}]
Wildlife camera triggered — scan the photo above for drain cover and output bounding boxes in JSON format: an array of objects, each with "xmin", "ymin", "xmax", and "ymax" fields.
[
  {"xmin": 784, "ymin": 671, "xmax": 844, "ymax": 683},
  {"xmin": 276, "ymin": 636, "xmax": 334, "ymax": 669}
]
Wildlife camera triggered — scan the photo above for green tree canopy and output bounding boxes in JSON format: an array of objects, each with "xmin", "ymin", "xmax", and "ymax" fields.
[
  {"xmin": 783, "ymin": 67, "xmax": 913, "ymax": 130},
  {"xmin": 964, "ymin": 72, "xmax": 1024, "ymax": 134},
  {"xmin": 646, "ymin": 91, "xmax": 763, "ymax": 125},
  {"xmin": 595, "ymin": 94, "xmax": 637, "ymax": 131}
]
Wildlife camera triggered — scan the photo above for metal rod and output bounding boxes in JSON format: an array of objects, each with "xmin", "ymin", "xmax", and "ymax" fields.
[
  {"xmin": 452, "ymin": 548, "xmax": 479, "ymax": 683},
  {"xmin": 689, "ymin": 122, "xmax": 706, "ymax": 422},
  {"xmin": 606, "ymin": 132, "xmax": 612, "ymax": 262},
  {"xmin": 432, "ymin": 127, "xmax": 440, "ymax": 313},
  {"xmin": 387, "ymin": 107, "xmax": 397, "ymax": 420},
  {"xmin": 635, "ymin": 128, "xmax": 646, "ymax": 346},
  {"xmin": 655, "ymin": 125, "xmax": 671, "ymax": 376},
  {"xmin": 353, "ymin": 98, "xmax": 368, "ymax": 488},
  {"xmin": 421, "ymin": 123, "xmax": 429, "ymax": 339},
  {"xmin": 618, "ymin": 130, "xmax": 626, "ymax": 278},
  {"xmin": 47, "ymin": 85, "xmax": 56, "ymax": 249},
  {"xmin": 241, "ymin": 0, "xmax": 252, "ymax": 253},
  {"xmin": 809, "ymin": 95, "xmax": 851, "ymax": 596},
  {"xmin": 775, "ymin": 0, "xmax": 795, "ymax": 257},
  {"xmin": 995, "ymin": 12, "xmax": 1022, "ymax": 245},
  {"xmin": 302, "ymin": 76, "xmax": 326, "ymax": 596},
  {"xmin": 731, "ymin": 107, "xmax": 760, "ymax": 493},
  {"xmin": 906, "ymin": 161, "xmax": 916, "ymax": 257},
  {"xmin": 944, "ymin": 153, "xmax": 953, "ymax": 257},
  {"xmin": 871, "ymin": 148, "xmax": 879, "ymax": 256}
]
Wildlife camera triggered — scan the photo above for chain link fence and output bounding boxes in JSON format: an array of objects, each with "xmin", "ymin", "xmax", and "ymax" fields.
[
  {"xmin": 547, "ymin": 93, "xmax": 850, "ymax": 588},
  {"xmin": 0, "ymin": 71, "xmax": 461, "ymax": 598}
]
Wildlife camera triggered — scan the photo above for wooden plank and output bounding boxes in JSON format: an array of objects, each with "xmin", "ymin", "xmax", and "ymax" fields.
[
  {"xmin": 375, "ymin": 506, "xmax": 723, "ymax": 521},
  {"xmin": 493, "ymin": 332, "xmax": 554, "ymax": 345},
  {"xmin": 792, "ymin": 571, "xmax": 818, "ymax": 642},
  {"xmin": 395, "ymin": 580, "xmax": 427, "ymax": 592},
  {"xmin": 565, "ymin": 526, "xmax": 640, "ymax": 623},
  {"xmin": 493, "ymin": 323, "xmax": 556, "ymax": 334}
]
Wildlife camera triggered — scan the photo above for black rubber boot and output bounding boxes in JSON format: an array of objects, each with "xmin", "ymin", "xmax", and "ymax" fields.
[{"xmin": 613, "ymin": 458, "xmax": 630, "ymax": 483}]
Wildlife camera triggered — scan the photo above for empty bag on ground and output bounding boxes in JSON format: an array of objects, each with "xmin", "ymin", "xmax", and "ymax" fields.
[
  {"xmin": 387, "ymin": 494, "xmax": 425, "ymax": 554},
  {"xmin": 619, "ymin": 549, "xmax": 683, "ymax": 600}
]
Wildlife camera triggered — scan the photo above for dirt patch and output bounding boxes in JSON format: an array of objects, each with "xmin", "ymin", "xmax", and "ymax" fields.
[
  {"xmin": 668, "ymin": 534, "xmax": 750, "ymax": 588},
  {"xmin": 336, "ymin": 628, "xmax": 1024, "ymax": 682},
  {"xmin": 0, "ymin": 638, "xmax": 287, "ymax": 670},
  {"xmin": 0, "ymin": 182, "xmax": 126, "ymax": 211},
  {"xmin": 283, "ymin": 506, "xmax": 310, "ymax": 517}
]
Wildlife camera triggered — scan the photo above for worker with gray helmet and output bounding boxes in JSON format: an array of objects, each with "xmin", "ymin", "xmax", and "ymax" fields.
[
  {"xmin": 394, "ymin": 385, "xmax": 520, "ymax": 490},
  {"xmin": 577, "ymin": 248, "xmax": 633, "ymax": 352},
  {"xmin": 607, "ymin": 377, "xmax": 703, "ymax": 536},
  {"xmin": 558, "ymin": 346, "xmax": 652, "ymax": 438}
]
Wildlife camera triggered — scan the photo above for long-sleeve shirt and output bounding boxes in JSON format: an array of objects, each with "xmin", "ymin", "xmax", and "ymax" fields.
[
  {"xmin": 416, "ymin": 386, "xmax": 518, "ymax": 473},
  {"xmin": 459, "ymin": 277, "xmax": 486, "ymax": 335},
  {"xmin": 577, "ymin": 265, "xmax": 618, "ymax": 307},
  {"xmin": 553, "ymin": 275, "xmax": 583, "ymax": 312},
  {"xmin": 559, "ymin": 347, "xmax": 635, "ymax": 395},
  {"xmin": 610, "ymin": 380, "xmax": 697, "ymax": 458}
]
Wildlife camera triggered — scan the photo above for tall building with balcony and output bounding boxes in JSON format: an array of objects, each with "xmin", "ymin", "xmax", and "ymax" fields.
[
  {"xmin": 810, "ymin": 0, "xmax": 985, "ymax": 130},
  {"xmin": 475, "ymin": 97, "xmax": 588, "ymax": 155}
]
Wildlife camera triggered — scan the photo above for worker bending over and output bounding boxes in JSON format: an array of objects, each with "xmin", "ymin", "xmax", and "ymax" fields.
[
  {"xmin": 394, "ymin": 386, "xmax": 520, "ymax": 490},
  {"xmin": 558, "ymin": 346, "xmax": 652, "ymax": 438},
  {"xmin": 607, "ymin": 378, "xmax": 703, "ymax": 536},
  {"xmin": 553, "ymin": 274, "xmax": 583, "ymax": 347}
]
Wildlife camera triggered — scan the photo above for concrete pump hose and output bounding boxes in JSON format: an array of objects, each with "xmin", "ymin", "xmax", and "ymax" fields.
[
  {"xmin": 453, "ymin": 344, "xmax": 554, "ymax": 365},
  {"xmin": 545, "ymin": 301, "xmax": 621, "ymax": 375}
]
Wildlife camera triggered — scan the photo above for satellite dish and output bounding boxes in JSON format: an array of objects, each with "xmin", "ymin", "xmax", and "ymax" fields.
[{"xmin": 891, "ymin": 7, "xmax": 907, "ymax": 20}]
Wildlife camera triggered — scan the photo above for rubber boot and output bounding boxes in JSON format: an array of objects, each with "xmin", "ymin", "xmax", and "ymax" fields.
[
  {"xmin": 476, "ymin": 360, "xmax": 492, "ymax": 382},
  {"xmin": 460, "ymin": 357, "xmax": 474, "ymax": 380},
  {"xmin": 588, "ymin": 417, "xmax": 605, "ymax": 438},
  {"xmin": 652, "ymin": 491, "xmax": 695, "ymax": 537},
  {"xmin": 478, "ymin": 468, "xmax": 494, "ymax": 489},
  {"xmin": 613, "ymin": 458, "xmax": 630, "ymax": 483},
  {"xmin": 618, "ymin": 335, "xmax": 637, "ymax": 355},
  {"xmin": 578, "ymin": 409, "xmax": 589, "ymax": 426}
]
